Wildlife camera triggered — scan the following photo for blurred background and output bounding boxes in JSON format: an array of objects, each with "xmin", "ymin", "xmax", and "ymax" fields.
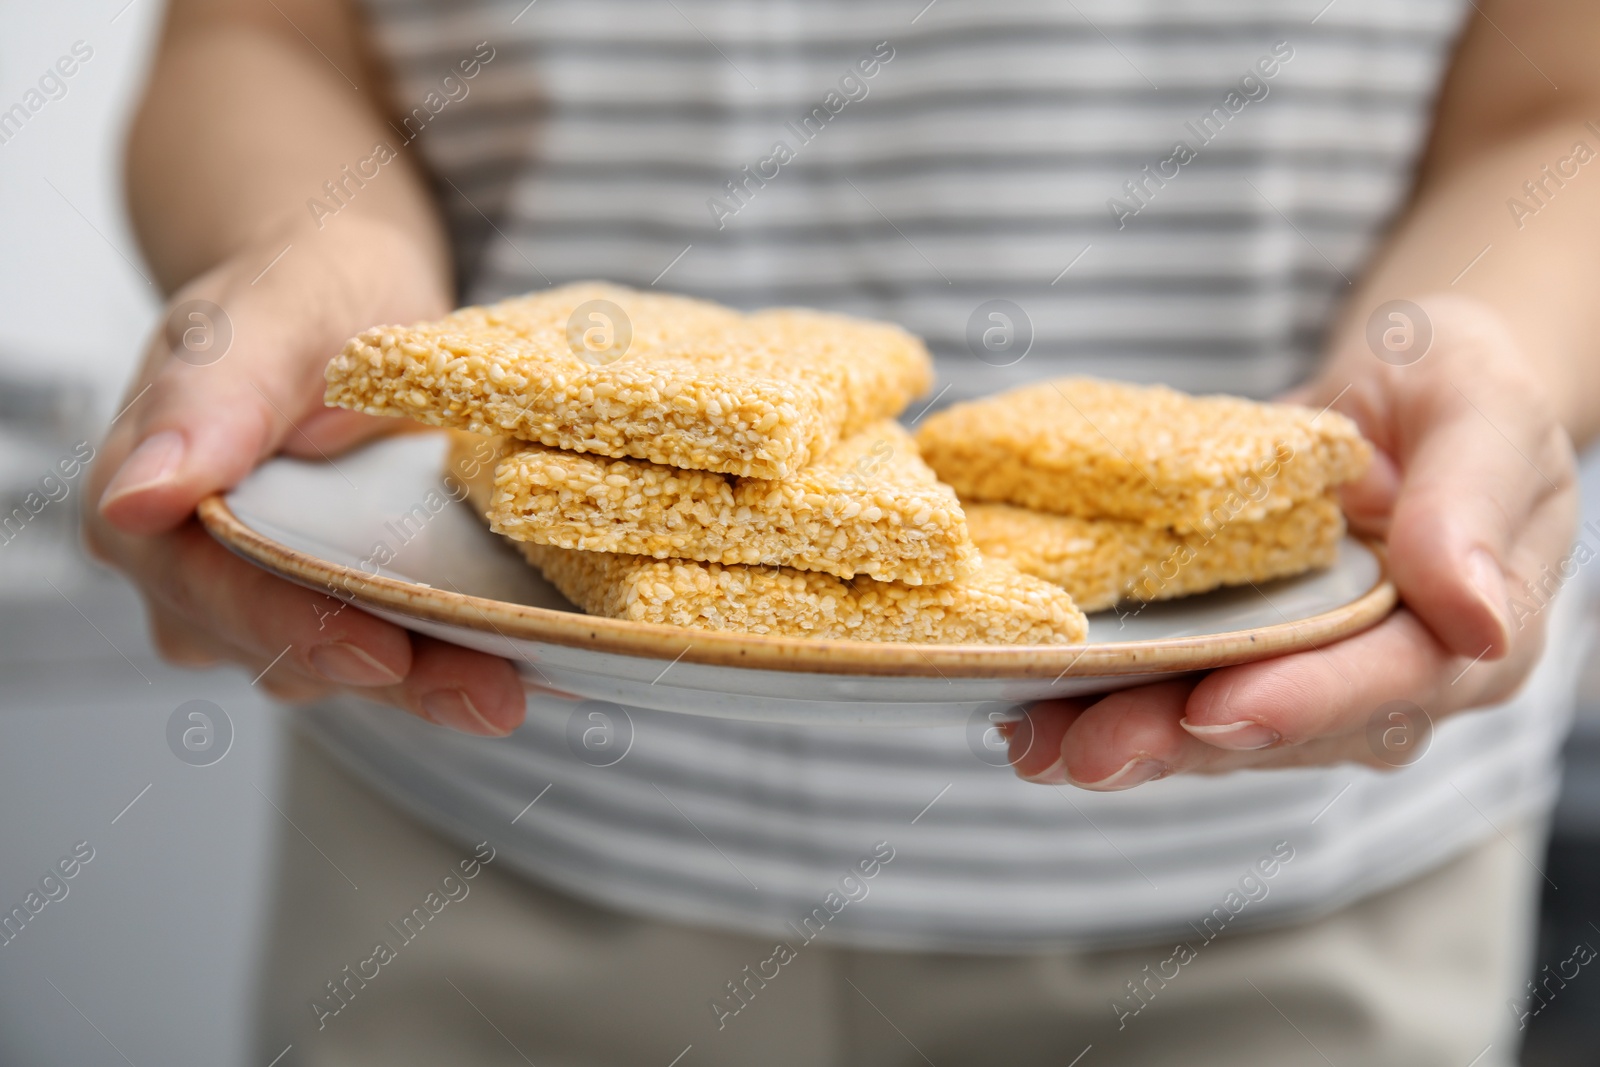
[{"xmin": 0, "ymin": 4, "xmax": 1596, "ymax": 1064}]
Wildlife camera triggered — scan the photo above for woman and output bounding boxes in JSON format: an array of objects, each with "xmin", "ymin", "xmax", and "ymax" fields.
[{"xmin": 89, "ymin": 0, "xmax": 1595, "ymax": 1062}]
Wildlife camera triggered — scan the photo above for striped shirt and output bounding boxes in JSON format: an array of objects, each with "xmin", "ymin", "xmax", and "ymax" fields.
[{"xmin": 307, "ymin": 0, "xmax": 1581, "ymax": 950}]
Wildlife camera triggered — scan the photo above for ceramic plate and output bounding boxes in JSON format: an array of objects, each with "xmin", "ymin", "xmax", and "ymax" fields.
[{"xmin": 198, "ymin": 434, "xmax": 1395, "ymax": 726}]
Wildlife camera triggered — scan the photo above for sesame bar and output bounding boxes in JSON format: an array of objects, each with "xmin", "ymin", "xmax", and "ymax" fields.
[
  {"xmin": 517, "ymin": 542, "xmax": 1087, "ymax": 644},
  {"xmin": 445, "ymin": 432, "xmax": 1085, "ymax": 644},
  {"xmin": 964, "ymin": 495, "xmax": 1345, "ymax": 613},
  {"xmin": 328, "ymin": 282, "xmax": 933, "ymax": 480},
  {"xmin": 486, "ymin": 420, "xmax": 980, "ymax": 585},
  {"xmin": 915, "ymin": 378, "xmax": 1370, "ymax": 532},
  {"xmin": 448, "ymin": 429, "xmax": 507, "ymax": 511}
]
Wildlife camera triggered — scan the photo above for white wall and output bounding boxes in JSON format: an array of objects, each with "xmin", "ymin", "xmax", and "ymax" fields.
[
  {"xmin": 0, "ymin": 6, "xmax": 286, "ymax": 1067},
  {"xmin": 0, "ymin": 0, "xmax": 161, "ymax": 395}
]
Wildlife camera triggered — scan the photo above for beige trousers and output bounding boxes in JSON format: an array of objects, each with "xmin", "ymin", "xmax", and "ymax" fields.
[{"xmin": 255, "ymin": 733, "xmax": 1543, "ymax": 1067}]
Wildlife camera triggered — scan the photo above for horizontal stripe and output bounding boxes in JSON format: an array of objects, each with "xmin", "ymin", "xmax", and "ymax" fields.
[
  {"xmin": 371, "ymin": 13, "xmax": 1461, "ymax": 57},
  {"xmin": 462, "ymin": 284, "xmax": 1351, "ymax": 337},
  {"xmin": 468, "ymin": 255, "xmax": 1363, "ymax": 298},
  {"xmin": 380, "ymin": 72, "xmax": 1459, "ymax": 114},
  {"xmin": 421, "ymin": 156, "xmax": 1420, "ymax": 210},
  {"xmin": 483, "ymin": 210, "xmax": 1395, "ymax": 240},
  {"xmin": 395, "ymin": 100, "xmax": 1444, "ymax": 152},
  {"xmin": 409, "ymin": 116, "xmax": 1427, "ymax": 163}
]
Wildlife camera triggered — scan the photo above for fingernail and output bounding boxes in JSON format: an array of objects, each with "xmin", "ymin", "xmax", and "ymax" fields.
[
  {"xmin": 308, "ymin": 642, "xmax": 402, "ymax": 686},
  {"xmin": 1022, "ymin": 757, "xmax": 1070, "ymax": 786},
  {"xmin": 1180, "ymin": 719, "xmax": 1282, "ymax": 750},
  {"xmin": 99, "ymin": 431, "xmax": 185, "ymax": 508},
  {"xmin": 1070, "ymin": 758, "xmax": 1170, "ymax": 791},
  {"xmin": 1466, "ymin": 548, "xmax": 1511, "ymax": 644},
  {"xmin": 422, "ymin": 688, "xmax": 510, "ymax": 737}
]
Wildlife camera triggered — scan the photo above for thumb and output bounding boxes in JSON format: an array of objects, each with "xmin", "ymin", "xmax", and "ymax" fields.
[
  {"xmin": 95, "ymin": 227, "xmax": 449, "ymax": 535},
  {"xmin": 97, "ymin": 289, "xmax": 365, "ymax": 535},
  {"xmin": 1378, "ymin": 321, "xmax": 1575, "ymax": 661},
  {"xmin": 1283, "ymin": 379, "xmax": 1401, "ymax": 537},
  {"xmin": 97, "ymin": 315, "xmax": 314, "ymax": 534}
]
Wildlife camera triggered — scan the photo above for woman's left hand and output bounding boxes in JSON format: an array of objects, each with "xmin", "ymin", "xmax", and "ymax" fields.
[{"xmin": 1009, "ymin": 294, "xmax": 1580, "ymax": 789}]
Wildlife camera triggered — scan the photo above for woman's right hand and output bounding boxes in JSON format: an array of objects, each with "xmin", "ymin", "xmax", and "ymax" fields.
[{"xmin": 85, "ymin": 216, "xmax": 528, "ymax": 736}]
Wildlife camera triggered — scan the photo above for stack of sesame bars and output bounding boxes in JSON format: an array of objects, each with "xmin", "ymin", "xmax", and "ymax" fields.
[
  {"xmin": 324, "ymin": 283, "xmax": 1089, "ymax": 644},
  {"xmin": 914, "ymin": 379, "xmax": 1373, "ymax": 614}
]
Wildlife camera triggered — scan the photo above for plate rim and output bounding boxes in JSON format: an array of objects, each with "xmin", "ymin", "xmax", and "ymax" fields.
[{"xmin": 198, "ymin": 494, "xmax": 1397, "ymax": 680}]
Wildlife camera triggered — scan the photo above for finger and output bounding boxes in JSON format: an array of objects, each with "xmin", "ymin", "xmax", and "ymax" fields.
[
  {"xmin": 94, "ymin": 267, "xmax": 411, "ymax": 535},
  {"xmin": 146, "ymin": 604, "xmax": 226, "ymax": 668},
  {"xmin": 148, "ymin": 602, "xmax": 334, "ymax": 703},
  {"xmin": 1179, "ymin": 610, "xmax": 1448, "ymax": 749},
  {"xmin": 1294, "ymin": 378, "xmax": 1402, "ymax": 538},
  {"xmin": 255, "ymin": 666, "xmax": 338, "ymax": 705},
  {"xmin": 1491, "ymin": 479, "xmax": 1573, "ymax": 688},
  {"xmin": 97, "ymin": 307, "xmax": 322, "ymax": 533},
  {"xmin": 285, "ymin": 407, "xmax": 403, "ymax": 457},
  {"xmin": 1389, "ymin": 400, "xmax": 1567, "ymax": 660},
  {"xmin": 171, "ymin": 540, "xmax": 524, "ymax": 732},
  {"xmin": 364, "ymin": 635, "xmax": 527, "ymax": 736},
  {"xmin": 1044, "ymin": 671, "xmax": 1437, "ymax": 785},
  {"xmin": 1044, "ymin": 681, "xmax": 1209, "ymax": 788},
  {"xmin": 122, "ymin": 519, "xmax": 414, "ymax": 684},
  {"xmin": 1007, "ymin": 698, "xmax": 1090, "ymax": 781},
  {"xmin": 1176, "ymin": 598, "xmax": 1545, "ymax": 760},
  {"xmin": 1335, "ymin": 448, "xmax": 1402, "ymax": 537},
  {"xmin": 149, "ymin": 575, "xmax": 521, "ymax": 725},
  {"xmin": 156, "ymin": 525, "xmax": 523, "ymax": 733},
  {"xmin": 107, "ymin": 512, "xmax": 530, "ymax": 735},
  {"xmin": 1383, "ymin": 312, "xmax": 1574, "ymax": 659},
  {"xmin": 1303, "ymin": 333, "xmax": 1570, "ymax": 642}
]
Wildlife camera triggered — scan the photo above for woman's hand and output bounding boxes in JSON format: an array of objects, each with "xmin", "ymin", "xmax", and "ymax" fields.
[
  {"xmin": 85, "ymin": 217, "xmax": 529, "ymax": 736},
  {"xmin": 1009, "ymin": 294, "xmax": 1579, "ymax": 788}
]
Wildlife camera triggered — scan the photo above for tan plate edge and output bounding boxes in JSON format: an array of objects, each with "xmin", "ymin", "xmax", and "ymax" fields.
[{"xmin": 198, "ymin": 495, "xmax": 1398, "ymax": 680}]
